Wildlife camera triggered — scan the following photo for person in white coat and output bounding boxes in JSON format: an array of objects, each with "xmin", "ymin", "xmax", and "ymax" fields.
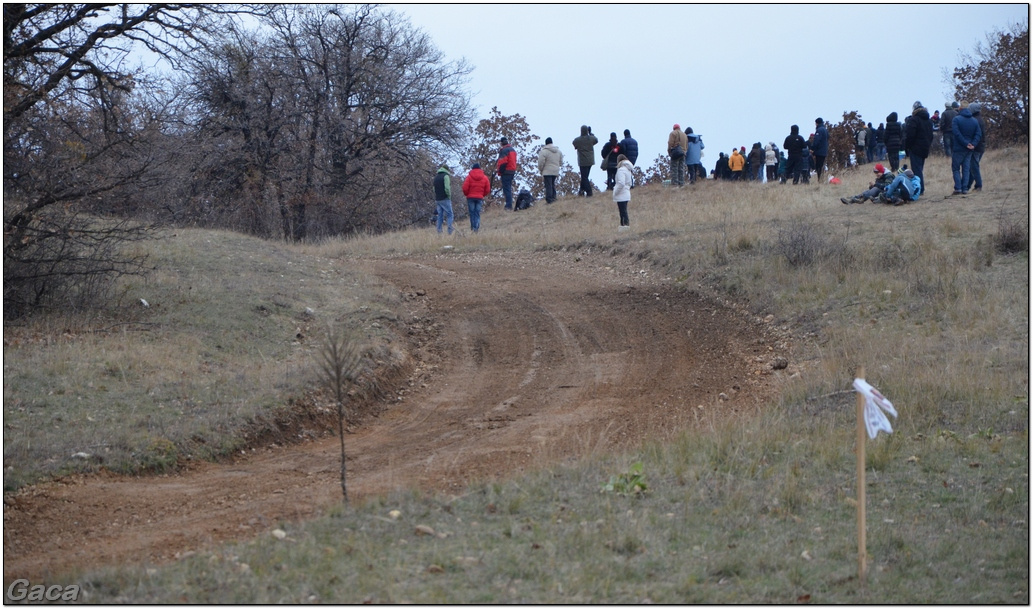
[
  {"xmin": 536, "ymin": 137, "xmax": 564, "ymax": 203},
  {"xmin": 612, "ymin": 154, "xmax": 634, "ymax": 230}
]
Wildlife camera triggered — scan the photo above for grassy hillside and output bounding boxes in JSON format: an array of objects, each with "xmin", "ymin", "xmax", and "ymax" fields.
[{"xmin": 6, "ymin": 148, "xmax": 1029, "ymax": 602}]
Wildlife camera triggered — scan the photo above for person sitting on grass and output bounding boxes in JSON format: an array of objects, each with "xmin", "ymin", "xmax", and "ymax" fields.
[
  {"xmin": 841, "ymin": 163, "xmax": 896, "ymax": 204},
  {"xmin": 879, "ymin": 168, "xmax": 922, "ymax": 206}
]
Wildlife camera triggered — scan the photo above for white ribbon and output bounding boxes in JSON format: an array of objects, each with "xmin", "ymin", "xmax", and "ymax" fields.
[{"xmin": 853, "ymin": 378, "xmax": 898, "ymax": 439}]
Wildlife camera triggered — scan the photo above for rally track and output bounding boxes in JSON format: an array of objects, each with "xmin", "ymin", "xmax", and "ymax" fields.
[{"xmin": 3, "ymin": 251, "xmax": 794, "ymax": 581}]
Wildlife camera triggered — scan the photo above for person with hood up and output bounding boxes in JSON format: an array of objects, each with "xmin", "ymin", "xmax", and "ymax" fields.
[
  {"xmin": 668, "ymin": 123, "xmax": 689, "ymax": 186},
  {"xmin": 433, "ymin": 165, "xmax": 454, "ymax": 235},
  {"xmin": 496, "ymin": 137, "xmax": 518, "ymax": 210},
  {"xmin": 684, "ymin": 127, "xmax": 705, "ymax": 183},
  {"xmin": 812, "ymin": 118, "xmax": 829, "ymax": 181},
  {"xmin": 619, "ymin": 129, "xmax": 639, "ymax": 165},
  {"xmin": 572, "ymin": 125, "xmax": 598, "ymax": 197},
  {"xmin": 782, "ymin": 125, "xmax": 806, "ymax": 184},
  {"xmin": 748, "ymin": 142, "xmax": 765, "ymax": 181},
  {"xmin": 612, "ymin": 154, "xmax": 634, "ymax": 230},
  {"xmin": 884, "ymin": 112, "xmax": 904, "ymax": 172},
  {"xmin": 728, "ymin": 147, "xmax": 745, "ymax": 180},
  {"xmin": 950, "ymin": 102, "xmax": 982, "ymax": 195},
  {"xmin": 462, "ymin": 162, "xmax": 491, "ymax": 233},
  {"xmin": 600, "ymin": 132, "xmax": 622, "ymax": 191},
  {"xmin": 903, "ymin": 101, "xmax": 934, "ymax": 195},
  {"xmin": 537, "ymin": 137, "xmax": 564, "ymax": 203}
]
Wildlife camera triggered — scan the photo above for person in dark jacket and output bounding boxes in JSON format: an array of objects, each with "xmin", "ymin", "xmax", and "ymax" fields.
[
  {"xmin": 619, "ymin": 129, "xmax": 639, "ymax": 165},
  {"xmin": 748, "ymin": 142, "xmax": 765, "ymax": 181},
  {"xmin": 600, "ymin": 132, "xmax": 621, "ymax": 191},
  {"xmin": 884, "ymin": 112, "xmax": 904, "ymax": 172},
  {"xmin": 433, "ymin": 165, "xmax": 454, "ymax": 235},
  {"xmin": 903, "ymin": 101, "xmax": 934, "ymax": 195},
  {"xmin": 950, "ymin": 103, "xmax": 981, "ymax": 195},
  {"xmin": 782, "ymin": 125, "xmax": 806, "ymax": 184},
  {"xmin": 968, "ymin": 102, "xmax": 986, "ymax": 191},
  {"xmin": 811, "ymin": 118, "xmax": 829, "ymax": 181},
  {"xmin": 875, "ymin": 123, "xmax": 886, "ymax": 160},
  {"xmin": 940, "ymin": 101, "xmax": 959, "ymax": 156},
  {"xmin": 572, "ymin": 125, "xmax": 598, "ymax": 197}
]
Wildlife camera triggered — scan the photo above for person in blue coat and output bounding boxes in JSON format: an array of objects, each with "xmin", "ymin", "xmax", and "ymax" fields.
[
  {"xmin": 812, "ymin": 118, "xmax": 829, "ymax": 181},
  {"xmin": 619, "ymin": 129, "xmax": 639, "ymax": 165},
  {"xmin": 683, "ymin": 127, "xmax": 705, "ymax": 183},
  {"xmin": 950, "ymin": 103, "xmax": 982, "ymax": 195}
]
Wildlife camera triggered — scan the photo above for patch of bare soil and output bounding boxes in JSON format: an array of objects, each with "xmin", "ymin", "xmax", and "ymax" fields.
[{"xmin": 3, "ymin": 250, "xmax": 795, "ymax": 581}]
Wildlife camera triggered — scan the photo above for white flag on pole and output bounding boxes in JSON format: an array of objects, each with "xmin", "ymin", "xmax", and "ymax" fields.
[{"xmin": 853, "ymin": 378, "xmax": 898, "ymax": 439}]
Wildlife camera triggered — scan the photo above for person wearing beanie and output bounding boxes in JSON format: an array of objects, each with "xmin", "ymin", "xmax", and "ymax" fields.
[
  {"xmin": 600, "ymin": 132, "xmax": 622, "ymax": 191},
  {"xmin": 903, "ymin": 101, "xmax": 933, "ymax": 195},
  {"xmin": 496, "ymin": 136, "xmax": 518, "ymax": 209},
  {"xmin": 967, "ymin": 102, "xmax": 986, "ymax": 191},
  {"xmin": 462, "ymin": 162, "xmax": 491, "ymax": 232},
  {"xmin": 612, "ymin": 154, "xmax": 634, "ymax": 230},
  {"xmin": 812, "ymin": 117, "xmax": 829, "ymax": 181},
  {"xmin": 537, "ymin": 136, "xmax": 564, "ymax": 204},
  {"xmin": 950, "ymin": 102, "xmax": 981, "ymax": 195},
  {"xmin": 876, "ymin": 167, "xmax": 921, "ymax": 205},
  {"xmin": 572, "ymin": 125, "xmax": 598, "ymax": 197},
  {"xmin": 667, "ymin": 123, "xmax": 688, "ymax": 186},
  {"xmin": 433, "ymin": 165, "xmax": 454, "ymax": 235},
  {"xmin": 619, "ymin": 129, "xmax": 639, "ymax": 166},
  {"xmin": 840, "ymin": 162, "xmax": 895, "ymax": 204}
]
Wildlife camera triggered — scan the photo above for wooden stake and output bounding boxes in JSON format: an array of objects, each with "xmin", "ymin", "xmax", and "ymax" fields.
[{"xmin": 855, "ymin": 366, "xmax": 867, "ymax": 582}]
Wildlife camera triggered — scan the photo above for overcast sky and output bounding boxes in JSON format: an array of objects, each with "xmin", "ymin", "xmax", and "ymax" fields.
[{"xmin": 394, "ymin": 3, "xmax": 1026, "ymax": 170}]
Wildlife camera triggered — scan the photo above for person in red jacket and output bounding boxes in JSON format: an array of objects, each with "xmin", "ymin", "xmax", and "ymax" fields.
[
  {"xmin": 462, "ymin": 162, "xmax": 491, "ymax": 233},
  {"xmin": 496, "ymin": 137, "xmax": 518, "ymax": 210}
]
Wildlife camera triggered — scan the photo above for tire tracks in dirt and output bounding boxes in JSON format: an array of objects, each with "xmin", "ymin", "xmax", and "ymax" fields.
[{"xmin": 3, "ymin": 251, "xmax": 790, "ymax": 581}]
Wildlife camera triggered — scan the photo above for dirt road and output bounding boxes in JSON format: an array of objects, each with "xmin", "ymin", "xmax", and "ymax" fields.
[{"xmin": 3, "ymin": 251, "xmax": 792, "ymax": 580}]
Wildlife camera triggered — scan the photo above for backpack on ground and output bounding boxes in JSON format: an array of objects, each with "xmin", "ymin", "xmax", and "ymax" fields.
[{"xmin": 515, "ymin": 188, "xmax": 534, "ymax": 211}]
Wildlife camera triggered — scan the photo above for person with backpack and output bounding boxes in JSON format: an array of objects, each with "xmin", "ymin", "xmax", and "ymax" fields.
[
  {"xmin": 433, "ymin": 165, "xmax": 454, "ymax": 235},
  {"xmin": 462, "ymin": 162, "xmax": 490, "ymax": 233},
  {"xmin": 537, "ymin": 137, "xmax": 563, "ymax": 204},
  {"xmin": 668, "ymin": 123, "xmax": 688, "ymax": 186},
  {"xmin": 854, "ymin": 126, "xmax": 867, "ymax": 165},
  {"xmin": 600, "ymin": 132, "xmax": 621, "ymax": 191},
  {"xmin": 572, "ymin": 125, "xmax": 598, "ymax": 197},
  {"xmin": 612, "ymin": 154, "xmax": 634, "ymax": 230},
  {"xmin": 496, "ymin": 136, "xmax": 518, "ymax": 210}
]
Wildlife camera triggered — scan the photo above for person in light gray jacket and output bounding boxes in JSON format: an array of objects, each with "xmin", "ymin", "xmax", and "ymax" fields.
[
  {"xmin": 537, "ymin": 137, "xmax": 564, "ymax": 203},
  {"xmin": 612, "ymin": 155, "xmax": 634, "ymax": 230}
]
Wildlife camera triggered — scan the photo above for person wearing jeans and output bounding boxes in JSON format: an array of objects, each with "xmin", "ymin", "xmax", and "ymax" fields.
[
  {"xmin": 462, "ymin": 162, "xmax": 490, "ymax": 233},
  {"xmin": 496, "ymin": 136, "xmax": 517, "ymax": 209},
  {"xmin": 433, "ymin": 165, "xmax": 454, "ymax": 235}
]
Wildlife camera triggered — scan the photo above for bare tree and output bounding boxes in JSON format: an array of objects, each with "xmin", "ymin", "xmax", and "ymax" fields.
[
  {"xmin": 317, "ymin": 327, "xmax": 365, "ymax": 503},
  {"xmin": 3, "ymin": 4, "xmax": 254, "ymax": 317},
  {"xmin": 465, "ymin": 106, "xmax": 540, "ymax": 203}
]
